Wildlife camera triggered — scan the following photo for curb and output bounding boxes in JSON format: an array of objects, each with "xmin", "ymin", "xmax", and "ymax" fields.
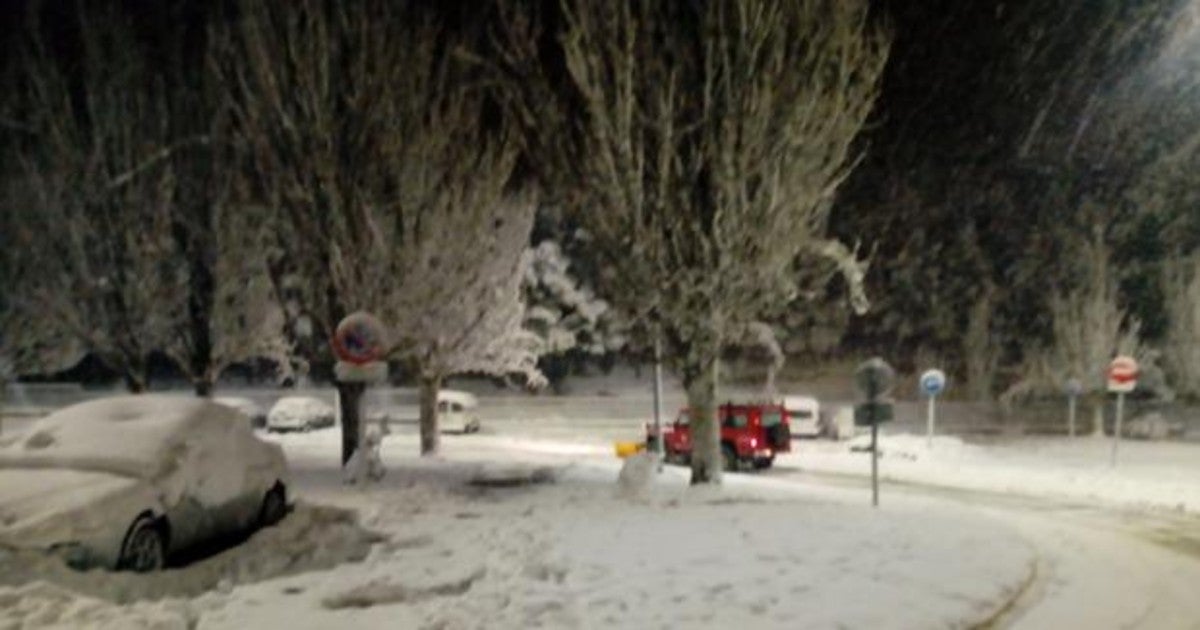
[{"xmin": 970, "ymin": 556, "xmax": 1041, "ymax": 629}]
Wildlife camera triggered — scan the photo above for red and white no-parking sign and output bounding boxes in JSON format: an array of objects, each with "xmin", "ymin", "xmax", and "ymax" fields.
[
  {"xmin": 1106, "ymin": 355, "xmax": 1139, "ymax": 393},
  {"xmin": 332, "ymin": 311, "xmax": 387, "ymax": 365}
]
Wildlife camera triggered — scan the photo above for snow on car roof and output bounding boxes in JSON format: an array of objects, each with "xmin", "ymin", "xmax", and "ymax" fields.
[
  {"xmin": 437, "ymin": 390, "xmax": 478, "ymax": 407},
  {"xmin": 780, "ymin": 395, "xmax": 819, "ymax": 407},
  {"xmin": 0, "ymin": 395, "xmax": 239, "ymax": 479},
  {"xmin": 270, "ymin": 396, "xmax": 333, "ymax": 411}
]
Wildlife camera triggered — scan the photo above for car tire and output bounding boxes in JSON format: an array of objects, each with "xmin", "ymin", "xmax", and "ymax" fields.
[
  {"xmin": 721, "ymin": 444, "xmax": 738, "ymax": 472},
  {"xmin": 259, "ymin": 485, "xmax": 287, "ymax": 528},
  {"xmin": 753, "ymin": 457, "xmax": 774, "ymax": 470},
  {"xmin": 119, "ymin": 515, "xmax": 165, "ymax": 573}
]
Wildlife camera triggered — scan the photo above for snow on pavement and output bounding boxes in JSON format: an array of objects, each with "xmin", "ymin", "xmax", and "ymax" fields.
[{"xmin": 1, "ymin": 430, "xmax": 1034, "ymax": 629}]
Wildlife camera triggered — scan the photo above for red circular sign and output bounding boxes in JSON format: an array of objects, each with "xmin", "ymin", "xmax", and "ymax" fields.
[
  {"xmin": 1107, "ymin": 356, "xmax": 1138, "ymax": 382},
  {"xmin": 332, "ymin": 312, "xmax": 387, "ymax": 365},
  {"xmin": 1106, "ymin": 356, "xmax": 1139, "ymax": 393}
]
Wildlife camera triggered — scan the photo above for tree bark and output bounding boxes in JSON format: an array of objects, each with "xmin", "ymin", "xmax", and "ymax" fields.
[
  {"xmin": 683, "ymin": 352, "xmax": 722, "ymax": 485},
  {"xmin": 337, "ymin": 380, "xmax": 366, "ymax": 465},
  {"xmin": 419, "ymin": 373, "xmax": 442, "ymax": 456}
]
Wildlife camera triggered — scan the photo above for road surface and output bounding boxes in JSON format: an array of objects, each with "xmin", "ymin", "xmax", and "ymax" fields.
[{"xmin": 767, "ymin": 466, "xmax": 1200, "ymax": 629}]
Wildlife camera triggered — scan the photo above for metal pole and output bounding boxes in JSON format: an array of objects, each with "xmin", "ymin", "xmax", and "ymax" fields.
[
  {"xmin": 1067, "ymin": 394, "xmax": 1077, "ymax": 438},
  {"xmin": 1111, "ymin": 392, "xmax": 1125, "ymax": 467},
  {"xmin": 871, "ymin": 420, "xmax": 879, "ymax": 507},
  {"xmin": 926, "ymin": 395, "xmax": 936, "ymax": 449},
  {"xmin": 653, "ymin": 334, "xmax": 664, "ymax": 455}
]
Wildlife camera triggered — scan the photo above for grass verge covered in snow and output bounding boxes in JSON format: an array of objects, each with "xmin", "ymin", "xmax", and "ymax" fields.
[{"xmin": 785, "ymin": 433, "xmax": 1200, "ymax": 515}]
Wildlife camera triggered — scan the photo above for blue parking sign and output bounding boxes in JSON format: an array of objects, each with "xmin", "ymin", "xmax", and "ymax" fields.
[{"xmin": 920, "ymin": 369, "xmax": 946, "ymax": 397}]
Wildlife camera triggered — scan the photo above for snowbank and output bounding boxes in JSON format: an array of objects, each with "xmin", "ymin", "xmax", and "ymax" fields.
[
  {"xmin": 0, "ymin": 581, "xmax": 205, "ymax": 630},
  {"xmin": 0, "ymin": 504, "xmax": 383, "ymax": 606}
]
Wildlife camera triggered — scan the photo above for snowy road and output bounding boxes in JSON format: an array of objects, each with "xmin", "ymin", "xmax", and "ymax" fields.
[{"xmin": 766, "ymin": 467, "xmax": 1200, "ymax": 630}]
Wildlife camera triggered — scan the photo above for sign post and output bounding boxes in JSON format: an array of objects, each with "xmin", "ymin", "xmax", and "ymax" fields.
[
  {"xmin": 652, "ymin": 333, "xmax": 665, "ymax": 457},
  {"xmin": 919, "ymin": 369, "xmax": 947, "ymax": 449},
  {"xmin": 332, "ymin": 312, "xmax": 389, "ymax": 476},
  {"xmin": 1106, "ymin": 356, "xmax": 1138, "ymax": 467},
  {"xmin": 854, "ymin": 358, "xmax": 895, "ymax": 507},
  {"xmin": 1065, "ymin": 378, "xmax": 1082, "ymax": 438}
]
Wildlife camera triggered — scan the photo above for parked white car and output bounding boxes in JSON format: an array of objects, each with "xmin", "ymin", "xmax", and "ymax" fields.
[
  {"xmin": 438, "ymin": 390, "xmax": 481, "ymax": 434},
  {"xmin": 0, "ymin": 396, "xmax": 290, "ymax": 572},
  {"xmin": 782, "ymin": 395, "xmax": 822, "ymax": 438},
  {"xmin": 267, "ymin": 396, "xmax": 335, "ymax": 432}
]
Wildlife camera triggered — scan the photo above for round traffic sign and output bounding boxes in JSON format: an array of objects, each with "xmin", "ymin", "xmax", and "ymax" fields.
[
  {"xmin": 332, "ymin": 311, "xmax": 388, "ymax": 365},
  {"xmin": 855, "ymin": 357, "xmax": 895, "ymax": 401},
  {"xmin": 919, "ymin": 369, "xmax": 946, "ymax": 397},
  {"xmin": 1106, "ymin": 355, "xmax": 1139, "ymax": 393}
]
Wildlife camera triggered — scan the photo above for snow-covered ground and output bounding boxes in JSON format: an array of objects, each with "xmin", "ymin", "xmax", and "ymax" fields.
[
  {"xmin": 5, "ymin": 380, "xmax": 1200, "ymax": 628},
  {"xmin": 1, "ymin": 430, "xmax": 1036, "ymax": 629},
  {"xmin": 783, "ymin": 433, "xmax": 1200, "ymax": 515}
]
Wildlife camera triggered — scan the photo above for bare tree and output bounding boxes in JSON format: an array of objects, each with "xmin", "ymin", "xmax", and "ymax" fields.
[
  {"xmin": 163, "ymin": 203, "xmax": 294, "ymax": 395},
  {"xmin": 6, "ymin": 5, "xmax": 291, "ymax": 395},
  {"xmin": 9, "ymin": 9, "xmax": 190, "ymax": 391},
  {"xmin": 499, "ymin": 0, "xmax": 886, "ymax": 482},
  {"xmin": 1001, "ymin": 225, "xmax": 1147, "ymax": 432},
  {"xmin": 1163, "ymin": 253, "xmax": 1200, "ymax": 400},
  {"xmin": 218, "ymin": 0, "xmax": 541, "ymax": 461}
]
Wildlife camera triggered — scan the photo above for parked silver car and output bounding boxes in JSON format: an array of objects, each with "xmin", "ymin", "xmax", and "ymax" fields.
[{"xmin": 0, "ymin": 396, "xmax": 290, "ymax": 571}]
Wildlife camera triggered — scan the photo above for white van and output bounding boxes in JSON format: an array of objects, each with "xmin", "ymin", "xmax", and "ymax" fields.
[
  {"xmin": 438, "ymin": 389, "xmax": 481, "ymax": 434},
  {"xmin": 781, "ymin": 395, "xmax": 821, "ymax": 438}
]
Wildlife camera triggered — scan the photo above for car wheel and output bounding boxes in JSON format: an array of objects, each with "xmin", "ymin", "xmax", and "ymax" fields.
[
  {"xmin": 119, "ymin": 515, "xmax": 165, "ymax": 572},
  {"xmin": 753, "ymin": 457, "xmax": 774, "ymax": 470},
  {"xmin": 721, "ymin": 444, "xmax": 737, "ymax": 472},
  {"xmin": 259, "ymin": 485, "xmax": 287, "ymax": 528}
]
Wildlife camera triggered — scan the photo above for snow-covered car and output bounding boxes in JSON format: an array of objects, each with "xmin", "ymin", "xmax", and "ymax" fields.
[
  {"xmin": 267, "ymin": 396, "xmax": 336, "ymax": 432},
  {"xmin": 215, "ymin": 396, "xmax": 268, "ymax": 429},
  {"xmin": 0, "ymin": 396, "xmax": 290, "ymax": 572},
  {"xmin": 438, "ymin": 390, "xmax": 481, "ymax": 434}
]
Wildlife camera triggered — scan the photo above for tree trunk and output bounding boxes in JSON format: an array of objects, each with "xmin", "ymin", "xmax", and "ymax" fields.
[
  {"xmin": 419, "ymin": 373, "xmax": 442, "ymax": 456},
  {"xmin": 192, "ymin": 374, "xmax": 213, "ymax": 397},
  {"xmin": 683, "ymin": 352, "xmax": 722, "ymax": 485},
  {"xmin": 123, "ymin": 363, "xmax": 148, "ymax": 393},
  {"xmin": 183, "ymin": 233, "xmax": 216, "ymax": 402},
  {"xmin": 337, "ymin": 380, "xmax": 366, "ymax": 465}
]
